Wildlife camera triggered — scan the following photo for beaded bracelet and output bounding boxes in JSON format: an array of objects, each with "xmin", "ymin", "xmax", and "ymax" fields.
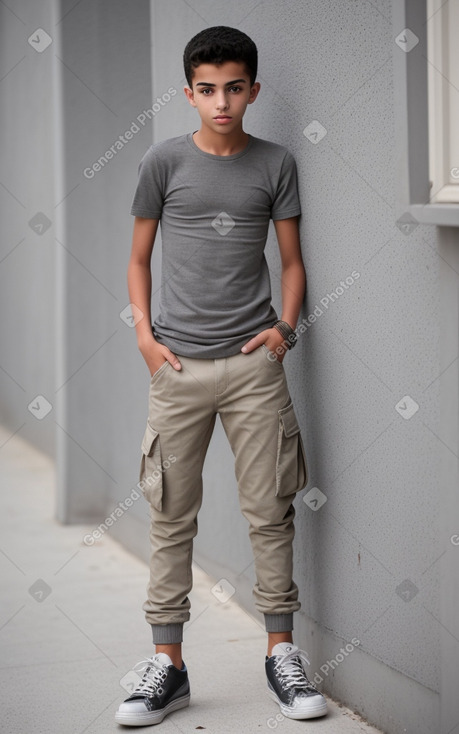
[{"xmin": 273, "ymin": 320, "xmax": 298, "ymax": 349}]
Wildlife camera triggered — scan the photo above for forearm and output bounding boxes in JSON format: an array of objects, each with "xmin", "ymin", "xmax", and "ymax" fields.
[
  {"xmin": 127, "ymin": 259, "xmax": 154, "ymax": 345},
  {"xmin": 280, "ymin": 260, "xmax": 306, "ymax": 329}
]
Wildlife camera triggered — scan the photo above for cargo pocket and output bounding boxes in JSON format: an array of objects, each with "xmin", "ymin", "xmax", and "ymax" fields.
[
  {"xmin": 139, "ymin": 421, "xmax": 164, "ymax": 511},
  {"xmin": 276, "ymin": 402, "xmax": 308, "ymax": 497}
]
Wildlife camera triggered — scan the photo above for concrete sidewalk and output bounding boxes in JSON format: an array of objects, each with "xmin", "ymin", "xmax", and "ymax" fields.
[{"xmin": 0, "ymin": 425, "xmax": 383, "ymax": 734}]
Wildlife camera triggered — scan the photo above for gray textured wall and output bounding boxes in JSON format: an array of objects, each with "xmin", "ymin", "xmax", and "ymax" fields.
[
  {"xmin": 0, "ymin": 0, "xmax": 156, "ymax": 536},
  {"xmin": 150, "ymin": 2, "xmax": 443, "ymax": 732},
  {"xmin": 51, "ymin": 0, "xmax": 155, "ymax": 525},
  {"xmin": 1, "ymin": 1, "xmax": 457, "ymax": 732},
  {"xmin": 0, "ymin": 0, "xmax": 57, "ymax": 455}
]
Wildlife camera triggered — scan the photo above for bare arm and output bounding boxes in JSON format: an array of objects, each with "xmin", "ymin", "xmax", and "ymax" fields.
[
  {"xmin": 274, "ymin": 216, "xmax": 306, "ymax": 328},
  {"xmin": 127, "ymin": 216, "xmax": 181, "ymax": 375},
  {"xmin": 241, "ymin": 216, "xmax": 305, "ymax": 362}
]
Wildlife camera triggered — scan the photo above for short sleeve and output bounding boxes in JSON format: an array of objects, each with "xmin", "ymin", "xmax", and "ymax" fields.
[
  {"xmin": 130, "ymin": 146, "xmax": 164, "ymax": 218},
  {"xmin": 271, "ymin": 150, "xmax": 301, "ymax": 221}
]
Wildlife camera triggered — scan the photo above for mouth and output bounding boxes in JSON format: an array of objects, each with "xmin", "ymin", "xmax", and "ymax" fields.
[{"xmin": 214, "ymin": 115, "xmax": 232, "ymax": 121}]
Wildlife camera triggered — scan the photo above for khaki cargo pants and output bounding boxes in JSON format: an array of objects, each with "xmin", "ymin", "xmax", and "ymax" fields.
[{"xmin": 138, "ymin": 344, "xmax": 308, "ymax": 644}]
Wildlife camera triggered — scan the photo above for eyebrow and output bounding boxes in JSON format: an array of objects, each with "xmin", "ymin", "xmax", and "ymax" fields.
[{"xmin": 195, "ymin": 79, "xmax": 247, "ymax": 87}]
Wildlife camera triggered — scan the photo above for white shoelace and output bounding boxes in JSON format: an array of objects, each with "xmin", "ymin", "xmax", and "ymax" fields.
[
  {"xmin": 131, "ymin": 656, "xmax": 168, "ymax": 697},
  {"xmin": 274, "ymin": 649, "xmax": 317, "ymax": 693}
]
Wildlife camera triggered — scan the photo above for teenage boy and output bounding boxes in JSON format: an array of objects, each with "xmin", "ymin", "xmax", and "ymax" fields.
[{"xmin": 115, "ymin": 25, "xmax": 328, "ymax": 727}]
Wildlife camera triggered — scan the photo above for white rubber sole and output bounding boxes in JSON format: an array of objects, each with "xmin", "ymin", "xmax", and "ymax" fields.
[
  {"xmin": 114, "ymin": 693, "xmax": 190, "ymax": 727},
  {"xmin": 267, "ymin": 687, "xmax": 328, "ymax": 719}
]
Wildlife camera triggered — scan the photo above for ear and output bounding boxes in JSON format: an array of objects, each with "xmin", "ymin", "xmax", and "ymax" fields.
[
  {"xmin": 184, "ymin": 86, "xmax": 197, "ymax": 108},
  {"xmin": 248, "ymin": 81, "xmax": 261, "ymax": 105}
]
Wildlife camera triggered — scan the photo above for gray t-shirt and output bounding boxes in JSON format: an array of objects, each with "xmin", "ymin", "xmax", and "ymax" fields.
[{"xmin": 130, "ymin": 132, "xmax": 301, "ymax": 358}]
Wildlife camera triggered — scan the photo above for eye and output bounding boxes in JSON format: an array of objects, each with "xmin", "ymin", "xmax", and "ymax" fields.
[
  {"xmin": 228, "ymin": 86, "xmax": 242, "ymax": 93},
  {"xmin": 200, "ymin": 88, "xmax": 213, "ymax": 95}
]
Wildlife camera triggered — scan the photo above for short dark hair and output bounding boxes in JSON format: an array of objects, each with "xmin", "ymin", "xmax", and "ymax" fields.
[{"xmin": 183, "ymin": 26, "xmax": 258, "ymax": 87}]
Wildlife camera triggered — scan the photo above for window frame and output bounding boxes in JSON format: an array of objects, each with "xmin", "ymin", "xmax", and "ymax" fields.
[{"xmin": 393, "ymin": 0, "xmax": 459, "ymax": 226}]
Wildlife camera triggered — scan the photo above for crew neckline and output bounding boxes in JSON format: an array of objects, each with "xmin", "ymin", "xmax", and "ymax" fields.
[{"xmin": 187, "ymin": 131, "xmax": 254, "ymax": 160}]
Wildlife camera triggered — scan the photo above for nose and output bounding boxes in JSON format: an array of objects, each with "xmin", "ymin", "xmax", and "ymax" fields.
[{"xmin": 215, "ymin": 91, "xmax": 229, "ymax": 111}]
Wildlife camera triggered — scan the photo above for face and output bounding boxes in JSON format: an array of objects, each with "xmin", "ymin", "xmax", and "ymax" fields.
[{"xmin": 184, "ymin": 60, "xmax": 260, "ymax": 134}]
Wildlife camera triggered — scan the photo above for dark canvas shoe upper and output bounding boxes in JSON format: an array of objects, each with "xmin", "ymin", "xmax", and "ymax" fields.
[
  {"xmin": 118, "ymin": 653, "xmax": 189, "ymax": 715},
  {"xmin": 265, "ymin": 642, "xmax": 327, "ymax": 717}
]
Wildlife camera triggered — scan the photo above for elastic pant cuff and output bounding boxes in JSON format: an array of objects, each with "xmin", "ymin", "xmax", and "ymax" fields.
[
  {"xmin": 151, "ymin": 623, "xmax": 184, "ymax": 644},
  {"xmin": 264, "ymin": 613, "xmax": 294, "ymax": 633}
]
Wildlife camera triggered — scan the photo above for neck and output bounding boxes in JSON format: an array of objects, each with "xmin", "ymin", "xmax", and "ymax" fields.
[{"xmin": 193, "ymin": 126, "xmax": 249, "ymax": 156}]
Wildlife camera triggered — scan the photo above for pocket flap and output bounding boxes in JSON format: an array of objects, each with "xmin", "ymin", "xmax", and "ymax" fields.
[
  {"xmin": 141, "ymin": 421, "xmax": 159, "ymax": 456},
  {"xmin": 279, "ymin": 403, "xmax": 300, "ymax": 438}
]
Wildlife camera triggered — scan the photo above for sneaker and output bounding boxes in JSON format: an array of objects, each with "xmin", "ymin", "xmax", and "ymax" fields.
[
  {"xmin": 115, "ymin": 652, "xmax": 190, "ymax": 727},
  {"xmin": 266, "ymin": 642, "xmax": 328, "ymax": 719}
]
